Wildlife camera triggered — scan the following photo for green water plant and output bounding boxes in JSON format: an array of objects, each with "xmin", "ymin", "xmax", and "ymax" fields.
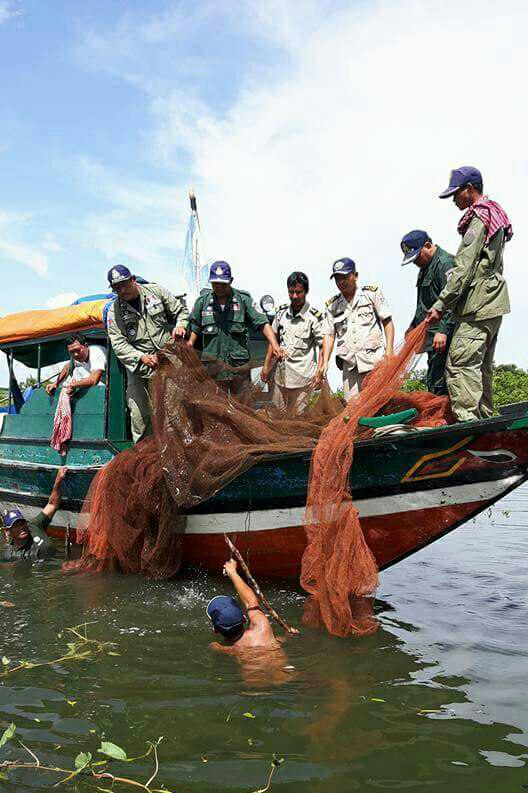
[{"xmin": 0, "ymin": 622, "xmax": 117, "ymax": 678}]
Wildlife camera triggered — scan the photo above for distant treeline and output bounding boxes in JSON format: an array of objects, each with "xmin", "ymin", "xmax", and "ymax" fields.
[{"xmin": 403, "ymin": 364, "xmax": 528, "ymax": 410}]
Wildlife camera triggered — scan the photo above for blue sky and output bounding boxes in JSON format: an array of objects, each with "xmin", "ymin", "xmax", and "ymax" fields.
[{"xmin": 1, "ymin": 0, "xmax": 527, "ymax": 382}]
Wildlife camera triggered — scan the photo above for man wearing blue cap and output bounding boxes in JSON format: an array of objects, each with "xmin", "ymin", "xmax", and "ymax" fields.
[
  {"xmin": 1, "ymin": 467, "xmax": 67, "ymax": 562},
  {"xmin": 401, "ymin": 230, "xmax": 455, "ymax": 395},
  {"xmin": 207, "ymin": 559, "xmax": 282, "ymax": 654},
  {"xmin": 316, "ymin": 258, "xmax": 394, "ymax": 398},
  {"xmin": 427, "ymin": 167, "xmax": 512, "ymax": 421},
  {"xmin": 106, "ymin": 266, "xmax": 189, "ymax": 442},
  {"xmin": 188, "ymin": 261, "xmax": 281, "ymax": 391}
]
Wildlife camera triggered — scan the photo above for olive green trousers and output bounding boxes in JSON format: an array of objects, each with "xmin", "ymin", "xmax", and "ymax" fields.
[
  {"xmin": 445, "ymin": 317, "xmax": 502, "ymax": 422},
  {"xmin": 126, "ymin": 373, "xmax": 153, "ymax": 444}
]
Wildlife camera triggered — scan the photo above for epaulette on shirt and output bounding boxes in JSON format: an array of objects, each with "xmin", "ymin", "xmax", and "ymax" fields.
[
  {"xmin": 309, "ymin": 306, "xmax": 323, "ymax": 320},
  {"xmin": 362, "ymin": 284, "xmax": 378, "ymax": 292},
  {"xmin": 326, "ymin": 294, "xmax": 340, "ymax": 306},
  {"xmin": 278, "ymin": 303, "xmax": 289, "ymax": 312}
]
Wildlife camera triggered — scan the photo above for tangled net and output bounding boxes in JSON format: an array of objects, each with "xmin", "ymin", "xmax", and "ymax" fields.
[{"xmin": 65, "ymin": 321, "xmax": 452, "ymax": 637}]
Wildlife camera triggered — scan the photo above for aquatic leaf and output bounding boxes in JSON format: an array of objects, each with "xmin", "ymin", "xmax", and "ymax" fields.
[
  {"xmin": 98, "ymin": 741, "xmax": 127, "ymax": 760},
  {"xmin": 201, "ymin": 755, "xmax": 208, "ymax": 763},
  {"xmin": 0, "ymin": 771, "xmax": 8, "ymax": 780},
  {"xmin": 1, "ymin": 657, "xmax": 9, "ymax": 666},
  {"xmin": 67, "ymin": 700, "xmax": 77, "ymax": 707},
  {"xmin": 248, "ymin": 738, "xmax": 254, "ymax": 746},
  {"xmin": 418, "ymin": 708, "xmax": 442, "ymax": 714},
  {"xmin": 34, "ymin": 718, "xmax": 41, "ymax": 723},
  {"xmin": 108, "ymin": 652, "xmax": 121, "ymax": 657},
  {"xmin": 243, "ymin": 712, "xmax": 256, "ymax": 719},
  {"xmin": 370, "ymin": 698, "xmax": 385, "ymax": 703},
  {"xmin": 0, "ymin": 723, "xmax": 16, "ymax": 748},
  {"xmin": 75, "ymin": 751, "xmax": 92, "ymax": 770}
]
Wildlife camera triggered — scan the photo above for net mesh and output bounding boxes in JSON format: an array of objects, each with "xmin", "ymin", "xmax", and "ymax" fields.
[{"xmin": 65, "ymin": 320, "xmax": 451, "ymax": 637}]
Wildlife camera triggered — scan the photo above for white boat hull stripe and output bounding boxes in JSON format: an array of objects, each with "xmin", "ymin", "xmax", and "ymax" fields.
[{"xmin": 0, "ymin": 474, "xmax": 521, "ymax": 534}]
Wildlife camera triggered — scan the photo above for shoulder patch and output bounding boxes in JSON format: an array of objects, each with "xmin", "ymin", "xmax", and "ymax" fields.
[
  {"xmin": 362, "ymin": 284, "xmax": 378, "ymax": 292},
  {"xmin": 325, "ymin": 294, "xmax": 340, "ymax": 306},
  {"xmin": 278, "ymin": 303, "xmax": 288, "ymax": 311},
  {"xmin": 309, "ymin": 307, "xmax": 323, "ymax": 319},
  {"xmin": 463, "ymin": 228, "xmax": 476, "ymax": 246}
]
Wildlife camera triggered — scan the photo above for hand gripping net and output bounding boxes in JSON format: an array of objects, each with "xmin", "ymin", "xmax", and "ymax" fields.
[{"xmin": 65, "ymin": 322, "xmax": 451, "ymax": 637}]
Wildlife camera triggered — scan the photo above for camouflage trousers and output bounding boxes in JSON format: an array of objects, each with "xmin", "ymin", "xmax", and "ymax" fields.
[
  {"xmin": 445, "ymin": 317, "xmax": 502, "ymax": 422},
  {"xmin": 126, "ymin": 373, "xmax": 152, "ymax": 444}
]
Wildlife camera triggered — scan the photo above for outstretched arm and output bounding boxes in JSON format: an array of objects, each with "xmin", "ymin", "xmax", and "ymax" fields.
[
  {"xmin": 42, "ymin": 466, "xmax": 67, "ymax": 519},
  {"xmin": 223, "ymin": 559, "xmax": 259, "ymax": 609}
]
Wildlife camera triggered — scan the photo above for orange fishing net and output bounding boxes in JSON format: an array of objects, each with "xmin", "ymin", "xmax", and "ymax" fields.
[{"xmin": 65, "ymin": 321, "xmax": 451, "ymax": 637}]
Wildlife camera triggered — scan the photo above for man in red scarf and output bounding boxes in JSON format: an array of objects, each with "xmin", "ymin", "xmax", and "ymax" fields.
[{"xmin": 427, "ymin": 166, "xmax": 512, "ymax": 422}]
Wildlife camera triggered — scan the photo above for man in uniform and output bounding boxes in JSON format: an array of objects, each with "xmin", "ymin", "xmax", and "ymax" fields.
[
  {"xmin": 260, "ymin": 271, "xmax": 324, "ymax": 414},
  {"xmin": 427, "ymin": 166, "xmax": 512, "ymax": 422},
  {"xmin": 401, "ymin": 230, "xmax": 455, "ymax": 395},
  {"xmin": 1, "ymin": 467, "xmax": 67, "ymax": 562},
  {"xmin": 106, "ymin": 265, "xmax": 189, "ymax": 443},
  {"xmin": 315, "ymin": 258, "xmax": 394, "ymax": 398},
  {"xmin": 188, "ymin": 261, "xmax": 281, "ymax": 392}
]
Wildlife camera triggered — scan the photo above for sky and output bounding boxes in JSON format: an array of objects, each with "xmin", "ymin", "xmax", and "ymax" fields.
[{"xmin": 0, "ymin": 0, "xmax": 527, "ymax": 384}]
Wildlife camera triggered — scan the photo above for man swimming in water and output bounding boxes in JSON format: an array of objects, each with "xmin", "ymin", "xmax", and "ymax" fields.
[{"xmin": 207, "ymin": 559, "xmax": 294, "ymax": 685}]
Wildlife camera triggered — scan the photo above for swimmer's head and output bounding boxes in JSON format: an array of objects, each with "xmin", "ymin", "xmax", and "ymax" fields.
[
  {"xmin": 2, "ymin": 508, "xmax": 30, "ymax": 549},
  {"xmin": 206, "ymin": 595, "xmax": 246, "ymax": 642}
]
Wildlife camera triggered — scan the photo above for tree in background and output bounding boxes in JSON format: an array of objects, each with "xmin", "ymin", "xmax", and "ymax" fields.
[{"xmin": 402, "ymin": 364, "xmax": 528, "ymax": 412}]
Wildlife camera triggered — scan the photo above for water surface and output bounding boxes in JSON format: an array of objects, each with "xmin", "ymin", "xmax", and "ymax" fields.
[{"xmin": 1, "ymin": 487, "xmax": 527, "ymax": 792}]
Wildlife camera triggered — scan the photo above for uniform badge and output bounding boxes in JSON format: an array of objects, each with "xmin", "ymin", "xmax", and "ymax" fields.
[
  {"xmin": 446, "ymin": 268, "xmax": 454, "ymax": 281},
  {"xmin": 111, "ymin": 268, "xmax": 121, "ymax": 281},
  {"xmin": 333, "ymin": 261, "xmax": 344, "ymax": 271},
  {"xmin": 215, "ymin": 266, "xmax": 224, "ymax": 275},
  {"xmin": 127, "ymin": 326, "xmax": 137, "ymax": 339},
  {"xmin": 463, "ymin": 228, "xmax": 476, "ymax": 246}
]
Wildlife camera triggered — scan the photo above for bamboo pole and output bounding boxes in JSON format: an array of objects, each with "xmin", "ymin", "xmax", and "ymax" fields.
[{"xmin": 224, "ymin": 534, "xmax": 299, "ymax": 635}]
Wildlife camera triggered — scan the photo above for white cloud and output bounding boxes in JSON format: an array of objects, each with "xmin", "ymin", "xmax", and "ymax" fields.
[
  {"xmin": 0, "ymin": 1, "xmax": 21, "ymax": 25},
  {"xmin": 78, "ymin": 0, "xmax": 528, "ymax": 366},
  {"xmin": 45, "ymin": 292, "xmax": 79, "ymax": 309},
  {"xmin": 0, "ymin": 212, "xmax": 49, "ymax": 276}
]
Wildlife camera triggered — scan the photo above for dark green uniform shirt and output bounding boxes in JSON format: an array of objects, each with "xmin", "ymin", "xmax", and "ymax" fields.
[
  {"xmin": 409, "ymin": 246, "xmax": 456, "ymax": 352},
  {"xmin": 0, "ymin": 512, "xmax": 54, "ymax": 562},
  {"xmin": 189, "ymin": 288, "xmax": 268, "ymax": 370}
]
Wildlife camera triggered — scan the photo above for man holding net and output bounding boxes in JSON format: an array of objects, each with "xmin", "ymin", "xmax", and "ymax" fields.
[
  {"xmin": 261, "ymin": 271, "xmax": 324, "ymax": 414},
  {"xmin": 315, "ymin": 258, "xmax": 395, "ymax": 398},
  {"xmin": 401, "ymin": 230, "xmax": 455, "ymax": 396},
  {"xmin": 106, "ymin": 265, "xmax": 189, "ymax": 443},
  {"xmin": 188, "ymin": 261, "xmax": 281, "ymax": 394},
  {"xmin": 428, "ymin": 166, "xmax": 512, "ymax": 421}
]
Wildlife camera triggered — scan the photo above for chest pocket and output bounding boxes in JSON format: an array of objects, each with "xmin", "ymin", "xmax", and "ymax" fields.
[
  {"xmin": 229, "ymin": 307, "xmax": 247, "ymax": 335},
  {"xmin": 357, "ymin": 305, "xmax": 375, "ymax": 326},
  {"xmin": 293, "ymin": 324, "xmax": 311, "ymax": 350},
  {"xmin": 420, "ymin": 272, "xmax": 436, "ymax": 310},
  {"xmin": 146, "ymin": 298, "xmax": 166, "ymax": 325}
]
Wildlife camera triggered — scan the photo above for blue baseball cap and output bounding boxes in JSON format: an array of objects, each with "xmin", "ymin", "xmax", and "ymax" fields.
[
  {"xmin": 206, "ymin": 595, "xmax": 245, "ymax": 639},
  {"xmin": 439, "ymin": 166, "xmax": 482, "ymax": 199},
  {"xmin": 2, "ymin": 508, "xmax": 25, "ymax": 529},
  {"xmin": 107, "ymin": 265, "xmax": 133, "ymax": 286},
  {"xmin": 209, "ymin": 261, "xmax": 232, "ymax": 283},
  {"xmin": 330, "ymin": 258, "xmax": 356, "ymax": 279},
  {"xmin": 400, "ymin": 230, "xmax": 431, "ymax": 266}
]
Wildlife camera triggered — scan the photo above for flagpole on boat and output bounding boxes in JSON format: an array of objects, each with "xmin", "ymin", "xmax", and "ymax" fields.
[{"xmin": 189, "ymin": 187, "xmax": 204, "ymax": 297}]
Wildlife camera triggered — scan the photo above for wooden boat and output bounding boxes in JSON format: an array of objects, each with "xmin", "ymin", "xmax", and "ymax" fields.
[{"xmin": 1, "ymin": 304, "xmax": 528, "ymax": 577}]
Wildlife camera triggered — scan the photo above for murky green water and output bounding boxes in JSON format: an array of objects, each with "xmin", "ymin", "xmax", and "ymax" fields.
[{"xmin": 1, "ymin": 489, "xmax": 527, "ymax": 792}]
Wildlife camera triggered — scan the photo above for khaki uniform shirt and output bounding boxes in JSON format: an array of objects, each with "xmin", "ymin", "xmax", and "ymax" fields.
[
  {"xmin": 323, "ymin": 285, "xmax": 391, "ymax": 373},
  {"xmin": 272, "ymin": 301, "xmax": 324, "ymax": 388},
  {"xmin": 433, "ymin": 217, "xmax": 510, "ymax": 321},
  {"xmin": 107, "ymin": 283, "xmax": 189, "ymax": 379}
]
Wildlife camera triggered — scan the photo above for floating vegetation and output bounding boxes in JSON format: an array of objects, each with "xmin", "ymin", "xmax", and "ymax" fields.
[
  {"xmin": 0, "ymin": 725, "xmax": 167, "ymax": 791},
  {"xmin": 0, "ymin": 622, "xmax": 118, "ymax": 678}
]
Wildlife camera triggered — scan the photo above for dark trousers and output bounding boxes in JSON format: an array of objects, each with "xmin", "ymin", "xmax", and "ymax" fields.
[{"xmin": 426, "ymin": 348, "xmax": 449, "ymax": 396}]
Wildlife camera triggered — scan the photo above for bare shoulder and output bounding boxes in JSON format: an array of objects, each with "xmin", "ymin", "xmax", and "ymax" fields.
[{"xmin": 209, "ymin": 641, "xmax": 235, "ymax": 655}]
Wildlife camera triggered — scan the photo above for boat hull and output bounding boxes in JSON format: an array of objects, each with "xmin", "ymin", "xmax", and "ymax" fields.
[{"xmin": 1, "ymin": 413, "xmax": 527, "ymax": 577}]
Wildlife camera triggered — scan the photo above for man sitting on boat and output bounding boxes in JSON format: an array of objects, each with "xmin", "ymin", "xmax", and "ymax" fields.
[
  {"xmin": 261, "ymin": 271, "xmax": 324, "ymax": 414},
  {"xmin": 188, "ymin": 261, "xmax": 281, "ymax": 393},
  {"xmin": 106, "ymin": 265, "xmax": 189, "ymax": 443},
  {"xmin": 315, "ymin": 258, "xmax": 395, "ymax": 398},
  {"xmin": 428, "ymin": 166, "xmax": 512, "ymax": 422},
  {"xmin": 1, "ymin": 466, "xmax": 67, "ymax": 562},
  {"xmin": 45, "ymin": 333, "xmax": 107, "ymax": 398},
  {"xmin": 401, "ymin": 230, "xmax": 455, "ymax": 396}
]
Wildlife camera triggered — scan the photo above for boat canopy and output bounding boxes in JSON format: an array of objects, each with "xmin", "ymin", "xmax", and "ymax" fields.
[{"xmin": 0, "ymin": 300, "xmax": 108, "ymax": 367}]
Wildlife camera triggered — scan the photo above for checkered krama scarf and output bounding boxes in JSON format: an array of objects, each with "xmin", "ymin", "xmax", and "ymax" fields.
[{"xmin": 458, "ymin": 197, "xmax": 513, "ymax": 245}]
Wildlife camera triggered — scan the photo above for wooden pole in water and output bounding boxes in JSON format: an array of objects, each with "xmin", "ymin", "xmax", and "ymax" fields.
[{"xmin": 223, "ymin": 533, "xmax": 300, "ymax": 635}]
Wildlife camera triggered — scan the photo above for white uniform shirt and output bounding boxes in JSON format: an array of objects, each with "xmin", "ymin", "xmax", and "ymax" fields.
[
  {"xmin": 323, "ymin": 285, "xmax": 391, "ymax": 373},
  {"xmin": 71, "ymin": 344, "xmax": 107, "ymax": 384},
  {"xmin": 272, "ymin": 301, "xmax": 324, "ymax": 388}
]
